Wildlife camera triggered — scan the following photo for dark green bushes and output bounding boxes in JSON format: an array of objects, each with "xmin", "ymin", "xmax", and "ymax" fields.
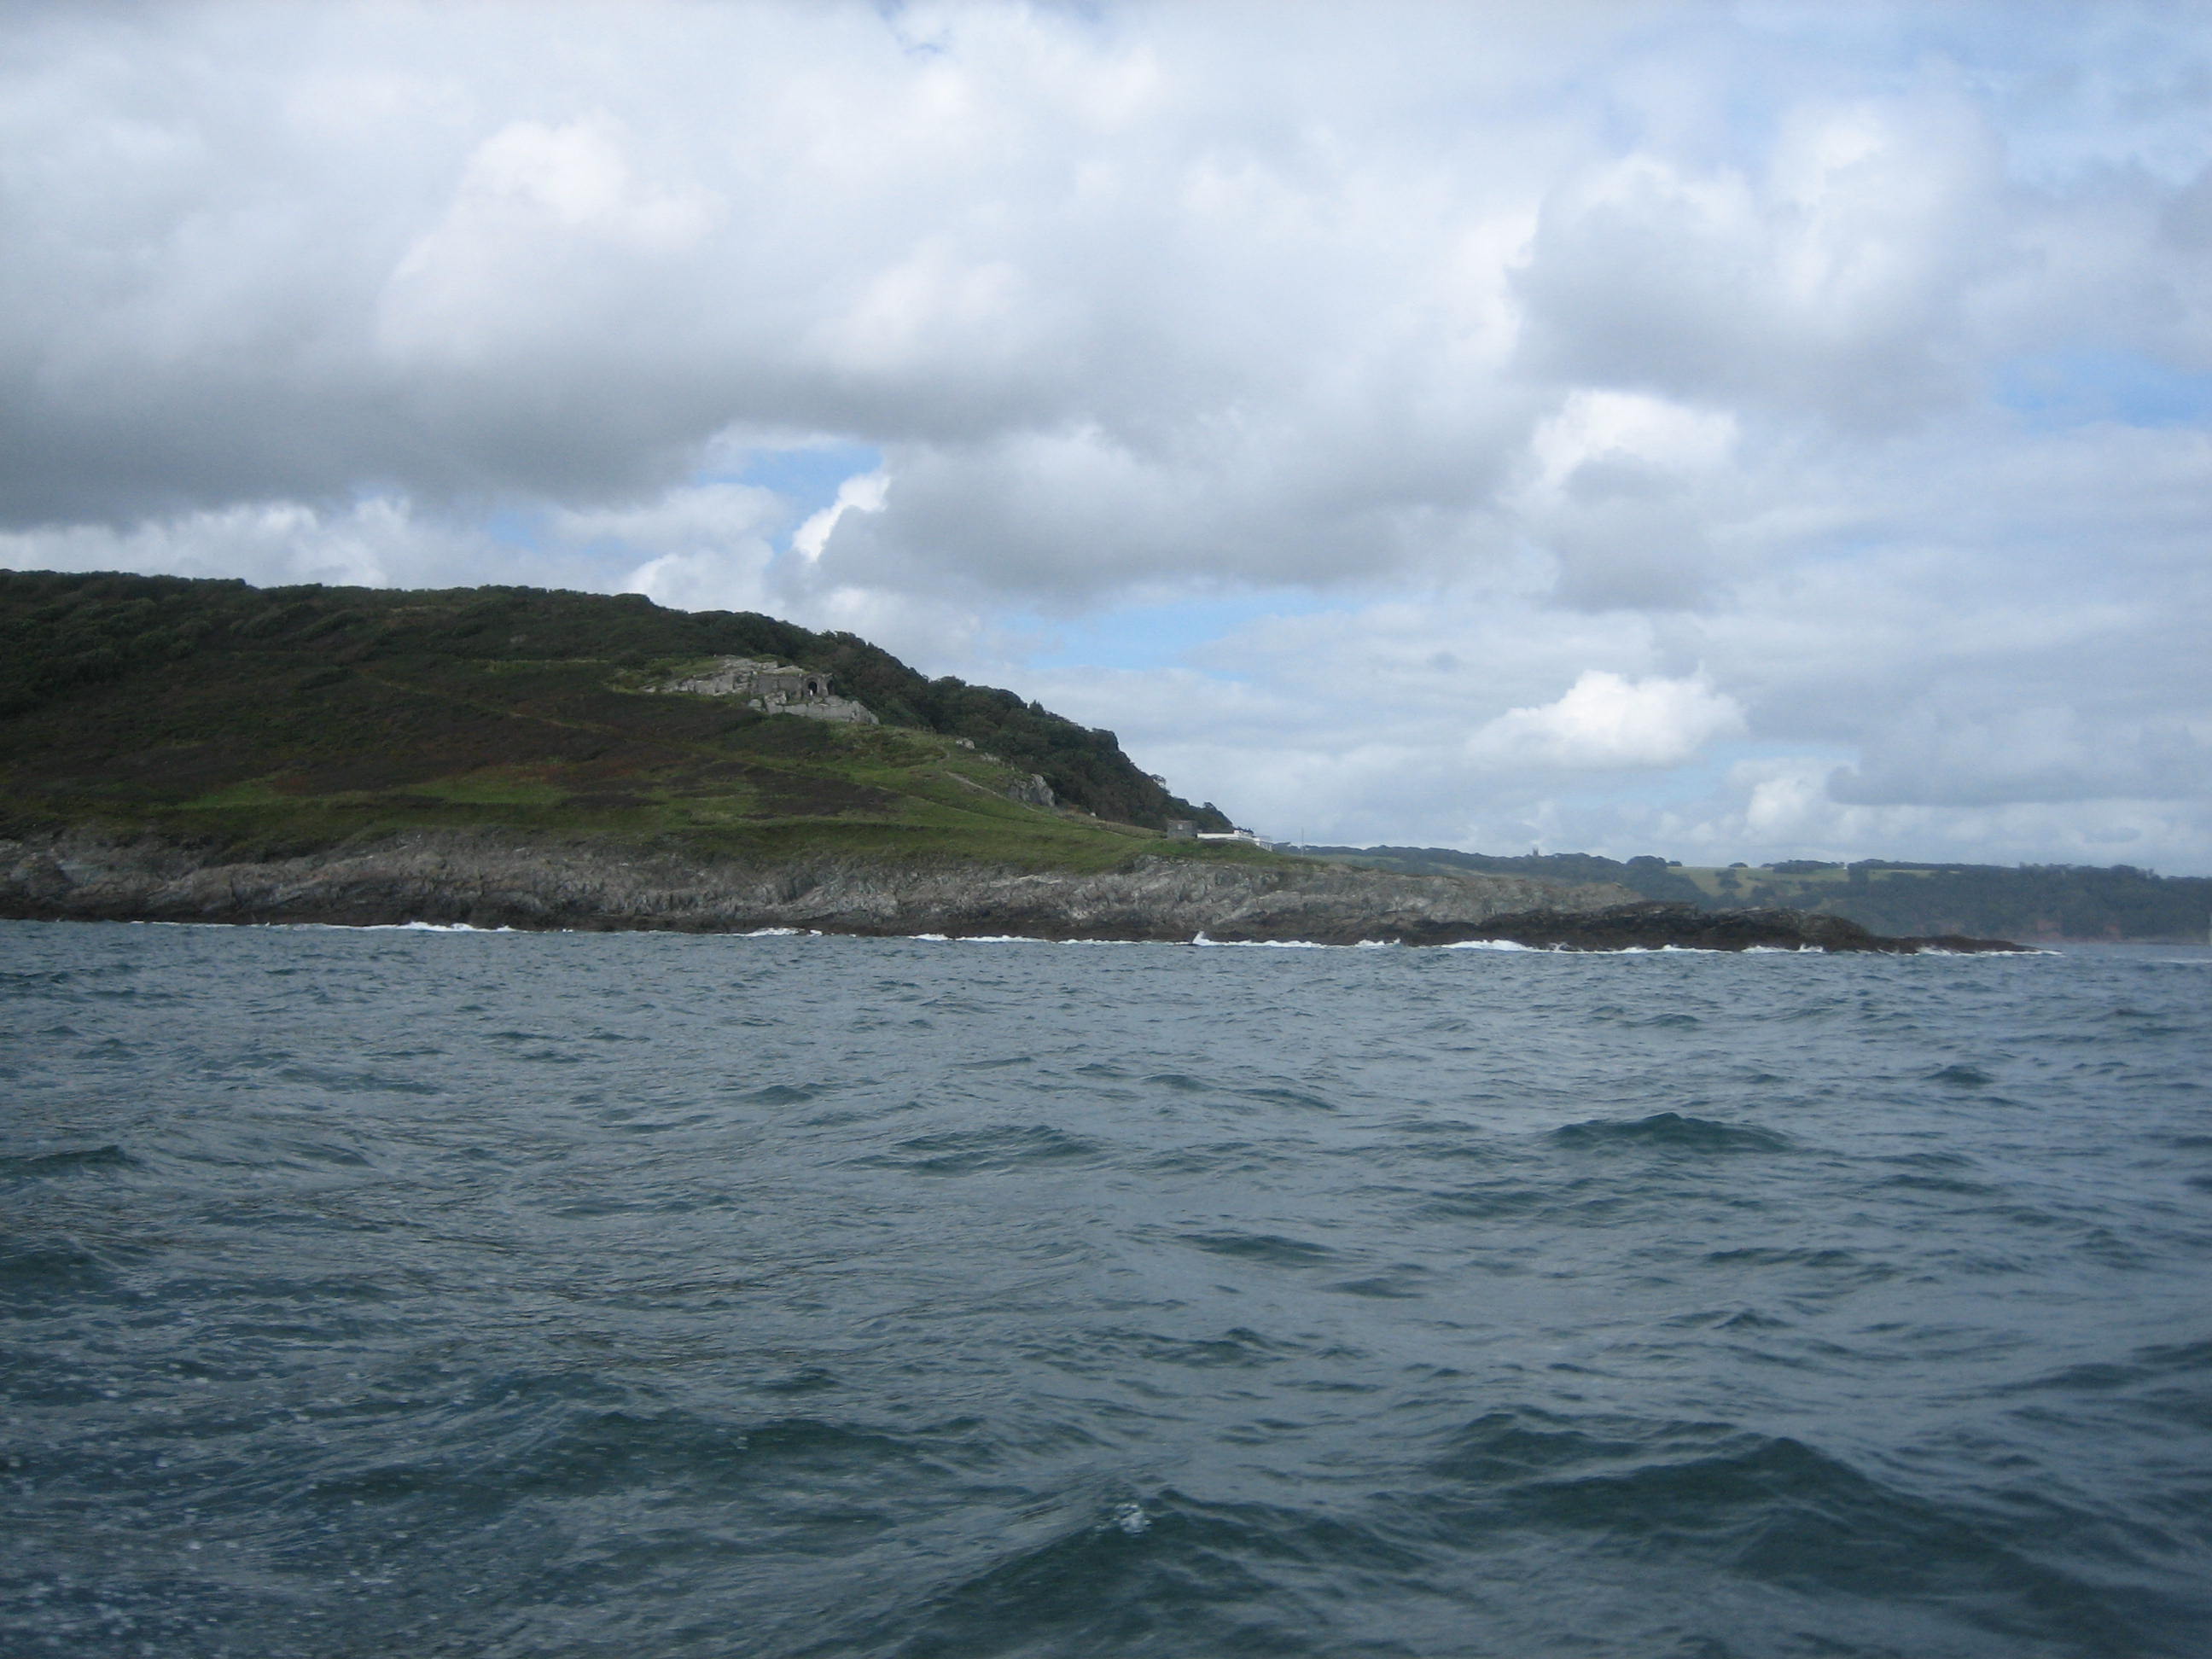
[{"xmin": 0, "ymin": 569, "xmax": 1227, "ymax": 830}]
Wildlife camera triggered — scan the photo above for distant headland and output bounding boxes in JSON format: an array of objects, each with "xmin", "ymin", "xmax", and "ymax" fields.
[
  {"xmin": 1300, "ymin": 847, "xmax": 2209, "ymax": 946},
  {"xmin": 0, "ymin": 571, "xmax": 2023, "ymax": 952}
]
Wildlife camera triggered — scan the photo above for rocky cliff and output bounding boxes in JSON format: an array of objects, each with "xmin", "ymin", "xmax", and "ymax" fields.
[
  {"xmin": 0, "ymin": 829, "xmax": 1626, "ymax": 942},
  {"xmin": 0, "ymin": 831, "xmax": 2023, "ymax": 950}
]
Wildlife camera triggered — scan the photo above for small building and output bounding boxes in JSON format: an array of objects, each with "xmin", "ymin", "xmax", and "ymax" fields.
[{"xmin": 648, "ymin": 656, "xmax": 877, "ymax": 724}]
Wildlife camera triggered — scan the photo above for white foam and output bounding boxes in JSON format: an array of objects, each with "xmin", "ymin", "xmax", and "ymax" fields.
[{"xmin": 287, "ymin": 920, "xmax": 519, "ymax": 933}]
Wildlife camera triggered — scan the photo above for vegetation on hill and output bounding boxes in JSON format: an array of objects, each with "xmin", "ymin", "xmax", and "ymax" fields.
[
  {"xmin": 0, "ymin": 569, "xmax": 1246, "ymax": 870},
  {"xmin": 1303, "ymin": 846, "xmax": 2212, "ymax": 942},
  {"xmin": 1303, "ymin": 847, "xmax": 1714, "ymax": 905}
]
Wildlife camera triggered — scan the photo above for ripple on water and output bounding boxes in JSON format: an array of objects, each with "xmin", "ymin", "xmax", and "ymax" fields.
[
  {"xmin": 1176, "ymin": 1231, "xmax": 1342, "ymax": 1268},
  {"xmin": 1549, "ymin": 1111, "xmax": 1796, "ymax": 1154},
  {"xmin": 853, "ymin": 1124, "xmax": 1107, "ymax": 1175},
  {"xmin": 1411, "ymin": 1407, "xmax": 2163, "ymax": 1641},
  {"xmin": 814, "ymin": 1491, "xmax": 1428, "ymax": 1659},
  {"xmin": 0, "ymin": 1143, "xmax": 134, "ymax": 1176}
]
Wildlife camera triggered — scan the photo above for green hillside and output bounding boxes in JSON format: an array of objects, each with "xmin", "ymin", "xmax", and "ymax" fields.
[
  {"xmin": 0, "ymin": 569, "xmax": 1249, "ymax": 871},
  {"xmin": 1304, "ymin": 846, "xmax": 2212, "ymax": 942}
]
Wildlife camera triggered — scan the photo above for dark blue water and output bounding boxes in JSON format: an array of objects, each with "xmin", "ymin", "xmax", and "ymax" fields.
[{"xmin": 4, "ymin": 920, "xmax": 2209, "ymax": 1658}]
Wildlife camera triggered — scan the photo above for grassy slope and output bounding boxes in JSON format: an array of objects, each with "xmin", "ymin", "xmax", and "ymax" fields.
[{"xmin": 0, "ymin": 571, "xmax": 1280, "ymax": 874}]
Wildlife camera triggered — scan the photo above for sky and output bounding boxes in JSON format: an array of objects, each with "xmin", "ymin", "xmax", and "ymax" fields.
[{"xmin": 3, "ymin": 1, "xmax": 2209, "ymax": 870}]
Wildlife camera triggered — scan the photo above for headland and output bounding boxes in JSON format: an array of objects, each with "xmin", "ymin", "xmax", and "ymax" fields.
[{"xmin": 0, "ymin": 571, "xmax": 2024, "ymax": 952}]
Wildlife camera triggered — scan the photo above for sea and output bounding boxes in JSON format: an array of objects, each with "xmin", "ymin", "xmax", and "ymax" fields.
[{"xmin": 3, "ymin": 918, "xmax": 2209, "ymax": 1659}]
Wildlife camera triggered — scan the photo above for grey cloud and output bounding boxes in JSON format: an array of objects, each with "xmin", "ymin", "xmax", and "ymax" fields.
[
  {"xmin": 0, "ymin": 7, "xmax": 1110, "ymax": 522},
  {"xmin": 0, "ymin": 2, "xmax": 1620, "ymax": 550},
  {"xmin": 806, "ymin": 405, "xmax": 1536, "ymax": 601},
  {"xmin": 1530, "ymin": 476, "xmax": 1723, "ymax": 611},
  {"xmin": 1830, "ymin": 702, "xmax": 2212, "ymax": 807},
  {"xmin": 1513, "ymin": 95, "xmax": 2015, "ymax": 428},
  {"xmin": 1, "ymin": 3, "xmax": 2197, "ymax": 550}
]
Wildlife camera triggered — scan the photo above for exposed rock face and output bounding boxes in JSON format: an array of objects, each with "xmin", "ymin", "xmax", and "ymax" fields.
[
  {"xmin": 0, "ymin": 830, "xmax": 1621, "ymax": 942},
  {"xmin": 1406, "ymin": 901, "xmax": 2029, "ymax": 954},
  {"xmin": 1006, "ymin": 773, "xmax": 1057, "ymax": 808},
  {"xmin": 0, "ymin": 833, "xmax": 2025, "ymax": 951},
  {"xmin": 647, "ymin": 656, "xmax": 877, "ymax": 724},
  {"xmin": 773, "ymin": 696, "xmax": 877, "ymax": 724}
]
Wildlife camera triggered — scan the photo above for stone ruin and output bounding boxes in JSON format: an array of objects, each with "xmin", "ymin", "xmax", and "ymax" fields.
[{"xmin": 647, "ymin": 656, "xmax": 878, "ymax": 725}]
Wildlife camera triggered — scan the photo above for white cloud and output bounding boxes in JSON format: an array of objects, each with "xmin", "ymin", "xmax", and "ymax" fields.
[
  {"xmin": 792, "ymin": 471, "xmax": 890, "ymax": 562},
  {"xmin": 556, "ymin": 482, "xmax": 783, "ymax": 615},
  {"xmin": 1525, "ymin": 391, "xmax": 1738, "ymax": 494},
  {"xmin": 0, "ymin": 498, "xmax": 492, "ymax": 591},
  {"xmin": 1469, "ymin": 671, "xmax": 1745, "ymax": 770},
  {"xmin": 380, "ymin": 116, "xmax": 719, "ymax": 363}
]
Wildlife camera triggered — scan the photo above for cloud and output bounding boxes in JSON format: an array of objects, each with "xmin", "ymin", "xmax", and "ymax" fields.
[
  {"xmin": 0, "ymin": 498, "xmax": 501, "ymax": 591},
  {"xmin": 564, "ymin": 482, "xmax": 786, "ymax": 615},
  {"xmin": 1830, "ymin": 703, "xmax": 2212, "ymax": 807},
  {"xmin": 1469, "ymin": 671, "xmax": 1746, "ymax": 770},
  {"xmin": 1514, "ymin": 95, "xmax": 2007, "ymax": 426},
  {"xmin": 2, "ymin": 2, "xmax": 2210, "ymax": 868},
  {"xmin": 792, "ymin": 470, "xmax": 889, "ymax": 562}
]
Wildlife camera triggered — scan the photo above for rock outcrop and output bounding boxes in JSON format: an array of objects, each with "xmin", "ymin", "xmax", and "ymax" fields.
[
  {"xmin": 0, "ymin": 829, "xmax": 1611, "ymax": 941},
  {"xmin": 646, "ymin": 656, "xmax": 877, "ymax": 723},
  {"xmin": 1006, "ymin": 773, "xmax": 1057, "ymax": 808},
  {"xmin": 1403, "ymin": 901, "xmax": 2029, "ymax": 954},
  {"xmin": 0, "ymin": 832, "xmax": 2026, "ymax": 950}
]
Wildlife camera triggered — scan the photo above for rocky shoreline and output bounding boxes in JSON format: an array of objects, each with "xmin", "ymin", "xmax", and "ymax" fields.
[{"xmin": 0, "ymin": 830, "xmax": 2027, "ymax": 952}]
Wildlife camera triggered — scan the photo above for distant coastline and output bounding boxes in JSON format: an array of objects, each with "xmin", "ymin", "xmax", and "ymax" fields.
[
  {"xmin": 0, "ymin": 830, "xmax": 2027, "ymax": 952},
  {"xmin": 1301, "ymin": 846, "xmax": 2212, "ymax": 945},
  {"xmin": 0, "ymin": 572, "xmax": 2059, "ymax": 953}
]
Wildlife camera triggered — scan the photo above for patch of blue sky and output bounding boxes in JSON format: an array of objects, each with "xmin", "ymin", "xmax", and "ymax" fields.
[
  {"xmin": 1994, "ymin": 348, "xmax": 2212, "ymax": 431},
  {"xmin": 1008, "ymin": 591, "xmax": 1341, "ymax": 674},
  {"xmin": 474, "ymin": 504, "xmax": 638, "ymax": 591},
  {"xmin": 482, "ymin": 507, "xmax": 544, "ymax": 552},
  {"xmin": 719, "ymin": 443, "xmax": 882, "ymax": 521}
]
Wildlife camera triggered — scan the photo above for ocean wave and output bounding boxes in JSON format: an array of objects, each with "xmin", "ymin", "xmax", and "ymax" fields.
[
  {"xmin": 1549, "ymin": 1111, "xmax": 1796, "ymax": 1154},
  {"xmin": 0, "ymin": 1143, "xmax": 133, "ymax": 1177},
  {"xmin": 6, "ymin": 917, "xmax": 2207, "ymax": 1658}
]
